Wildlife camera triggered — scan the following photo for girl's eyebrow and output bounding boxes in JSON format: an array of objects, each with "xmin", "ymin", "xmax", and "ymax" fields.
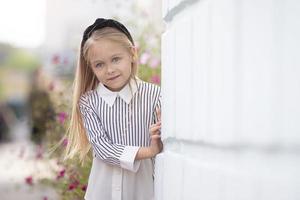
[
  {"xmin": 91, "ymin": 60, "xmax": 104, "ymax": 65},
  {"xmin": 91, "ymin": 53, "xmax": 123, "ymax": 64},
  {"xmin": 111, "ymin": 53, "xmax": 123, "ymax": 57}
]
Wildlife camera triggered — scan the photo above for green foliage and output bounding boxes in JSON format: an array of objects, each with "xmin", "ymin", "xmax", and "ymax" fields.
[
  {"xmin": 28, "ymin": 89, "xmax": 56, "ymax": 144},
  {"xmin": 0, "ymin": 42, "xmax": 40, "ymax": 72},
  {"xmin": 5, "ymin": 49, "xmax": 40, "ymax": 71},
  {"xmin": 0, "ymin": 43, "xmax": 13, "ymax": 65},
  {"xmin": 40, "ymin": 146, "xmax": 92, "ymax": 200}
]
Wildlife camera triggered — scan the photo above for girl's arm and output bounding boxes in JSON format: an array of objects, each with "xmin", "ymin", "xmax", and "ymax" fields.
[
  {"xmin": 79, "ymin": 96, "xmax": 141, "ymax": 172},
  {"xmin": 135, "ymin": 109, "xmax": 163, "ymax": 160},
  {"xmin": 135, "ymin": 138, "xmax": 162, "ymax": 160},
  {"xmin": 135, "ymin": 147, "xmax": 157, "ymax": 160}
]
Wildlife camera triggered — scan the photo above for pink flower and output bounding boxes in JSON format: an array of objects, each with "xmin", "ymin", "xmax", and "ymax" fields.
[
  {"xmin": 81, "ymin": 184, "xmax": 87, "ymax": 191},
  {"xmin": 62, "ymin": 138, "xmax": 68, "ymax": 147},
  {"xmin": 52, "ymin": 54, "xmax": 60, "ymax": 65},
  {"xmin": 68, "ymin": 184, "xmax": 76, "ymax": 190},
  {"xmin": 43, "ymin": 196, "xmax": 48, "ymax": 200},
  {"xmin": 56, "ymin": 169, "xmax": 66, "ymax": 180},
  {"xmin": 68, "ymin": 180, "xmax": 80, "ymax": 191},
  {"xmin": 139, "ymin": 52, "xmax": 151, "ymax": 65},
  {"xmin": 149, "ymin": 57, "xmax": 160, "ymax": 69},
  {"xmin": 25, "ymin": 176, "xmax": 33, "ymax": 186},
  {"xmin": 57, "ymin": 112, "xmax": 68, "ymax": 124},
  {"xmin": 150, "ymin": 75, "xmax": 161, "ymax": 85}
]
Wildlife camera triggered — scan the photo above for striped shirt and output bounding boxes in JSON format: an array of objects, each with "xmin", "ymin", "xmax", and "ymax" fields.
[{"xmin": 79, "ymin": 77, "xmax": 161, "ymax": 200}]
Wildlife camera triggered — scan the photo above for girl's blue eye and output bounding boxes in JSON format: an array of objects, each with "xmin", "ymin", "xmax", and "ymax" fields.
[
  {"xmin": 112, "ymin": 57, "xmax": 121, "ymax": 63},
  {"xmin": 95, "ymin": 63, "xmax": 104, "ymax": 68}
]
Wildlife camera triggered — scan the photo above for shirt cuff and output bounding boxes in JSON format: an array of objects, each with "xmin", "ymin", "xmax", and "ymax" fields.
[{"xmin": 120, "ymin": 146, "xmax": 141, "ymax": 172}]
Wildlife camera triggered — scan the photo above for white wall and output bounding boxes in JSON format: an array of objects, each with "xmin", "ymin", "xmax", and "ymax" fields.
[{"xmin": 156, "ymin": 0, "xmax": 300, "ymax": 199}]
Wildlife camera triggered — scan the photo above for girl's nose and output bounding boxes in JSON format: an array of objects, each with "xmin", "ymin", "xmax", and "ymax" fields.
[{"xmin": 106, "ymin": 64, "xmax": 116, "ymax": 74}]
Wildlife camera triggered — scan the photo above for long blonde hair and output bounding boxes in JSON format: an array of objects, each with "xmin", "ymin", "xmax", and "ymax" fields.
[{"xmin": 64, "ymin": 27, "xmax": 138, "ymax": 164}]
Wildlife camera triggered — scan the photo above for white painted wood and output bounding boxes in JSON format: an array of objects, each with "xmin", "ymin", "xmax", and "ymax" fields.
[{"xmin": 157, "ymin": 0, "xmax": 300, "ymax": 199}]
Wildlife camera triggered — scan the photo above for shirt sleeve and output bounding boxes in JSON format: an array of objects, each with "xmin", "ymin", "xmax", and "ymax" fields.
[{"xmin": 79, "ymin": 96, "xmax": 141, "ymax": 172}]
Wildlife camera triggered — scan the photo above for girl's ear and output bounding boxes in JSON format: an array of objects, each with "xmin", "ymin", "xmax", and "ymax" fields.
[{"xmin": 130, "ymin": 46, "xmax": 138, "ymax": 61}]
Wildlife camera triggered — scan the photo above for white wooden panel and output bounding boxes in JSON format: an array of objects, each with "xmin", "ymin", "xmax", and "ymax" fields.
[
  {"xmin": 162, "ymin": 28, "xmax": 177, "ymax": 139},
  {"xmin": 209, "ymin": 0, "xmax": 237, "ymax": 144},
  {"xmin": 240, "ymin": 0, "xmax": 275, "ymax": 144},
  {"xmin": 182, "ymin": 161, "xmax": 220, "ymax": 200},
  {"xmin": 174, "ymin": 14, "xmax": 194, "ymax": 140},
  {"xmin": 159, "ymin": 0, "xmax": 300, "ymax": 200},
  {"xmin": 191, "ymin": 0, "xmax": 211, "ymax": 142},
  {"xmin": 161, "ymin": 153, "xmax": 184, "ymax": 200},
  {"xmin": 282, "ymin": 0, "xmax": 300, "ymax": 143}
]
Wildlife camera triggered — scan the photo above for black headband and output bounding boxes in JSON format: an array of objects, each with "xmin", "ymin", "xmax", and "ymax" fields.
[{"xmin": 81, "ymin": 18, "xmax": 134, "ymax": 49}]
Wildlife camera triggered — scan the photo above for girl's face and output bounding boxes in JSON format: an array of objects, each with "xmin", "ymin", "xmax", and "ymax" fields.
[{"xmin": 88, "ymin": 38, "xmax": 134, "ymax": 91}]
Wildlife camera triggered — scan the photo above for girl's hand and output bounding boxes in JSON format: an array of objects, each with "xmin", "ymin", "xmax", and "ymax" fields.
[
  {"xmin": 149, "ymin": 108, "xmax": 163, "ymax": 156},
  {"xmin": 135, "ymin": 108, "xmax": 163, "ymax": 160}
]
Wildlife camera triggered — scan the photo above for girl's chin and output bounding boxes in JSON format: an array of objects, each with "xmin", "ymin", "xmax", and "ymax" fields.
[
  {"xmin": 104, "ymin": 76, "xmax": 131, "ymax": 91},
  {"xmin": 106, "ymin": 83, "xmax": 127, "ymax": 92}
]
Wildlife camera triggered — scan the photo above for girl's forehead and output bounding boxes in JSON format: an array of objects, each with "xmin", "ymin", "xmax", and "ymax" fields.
[
  {"xmin": 92, "ymin": 38, "xmax": 123, "ymax": 50},
  {"xmin": 88, "ymin": 39, "xmax": 129, "ymax": 61}
]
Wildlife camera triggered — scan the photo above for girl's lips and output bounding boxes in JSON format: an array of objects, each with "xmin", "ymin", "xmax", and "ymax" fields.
[{"xmin": 107, "ymin": 75, "xmax": 120, "ymax": 81}]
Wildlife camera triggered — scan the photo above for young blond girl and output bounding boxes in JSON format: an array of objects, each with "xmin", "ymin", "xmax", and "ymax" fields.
[{"xmin": 65, "ymin": 18, "xmax": 163, "ymax": 200}]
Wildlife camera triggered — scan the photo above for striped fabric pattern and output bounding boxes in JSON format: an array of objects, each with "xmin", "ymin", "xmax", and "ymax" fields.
[{"xmin": 79, "ymin": 80, "xmax": 161, "ymax": 167}]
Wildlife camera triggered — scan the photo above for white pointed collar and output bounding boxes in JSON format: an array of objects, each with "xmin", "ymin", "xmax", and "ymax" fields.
[{"xmin": 97, "ymin": 77, "xmax": 141, "ymax": 107}]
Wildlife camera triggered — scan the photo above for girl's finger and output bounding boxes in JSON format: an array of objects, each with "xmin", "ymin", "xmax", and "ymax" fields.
[
  {"xmin": 149, "ymin": 124, "xmax": 161, "ymax": 133},
  {"xmin": 150, "ymin": 129, "xmax": 161, "ymax": 135},
  {"xmin": 149, "ymin": 121, "xmax": 161, "ymax": 129},
  {"xmin": 150, "ymin": 130, "xmax": 161, "ymax": 136},
  {"xmin": 151, "ymin": 135, "xmax": 161, "ymax": 140},
  {"xmin": 149, "ymin": 124, "xmax": 155, "ymax": 129},
  {"xmin": 150, "ymin": 123, "xmax": 161, "ymax": 129},
  {"xmin": 152, "ymin": 123, "xmax": 161, "ymax": 129},
  {"xmin": 155, "ymin": 130, "xmax": 161, "ymax": 135},
  {"xmin": 156, "ymin": 108, "xmax": 161, "ymax": 122}
]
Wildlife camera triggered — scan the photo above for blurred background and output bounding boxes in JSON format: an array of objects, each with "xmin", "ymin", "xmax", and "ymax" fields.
[
  {"xmin": 2, "ymin": 0, "xmax": 300, "ymax": 200},
  {"xmin": 0, "ymin": 0, "xmax": 162, "ymax": 199}
]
